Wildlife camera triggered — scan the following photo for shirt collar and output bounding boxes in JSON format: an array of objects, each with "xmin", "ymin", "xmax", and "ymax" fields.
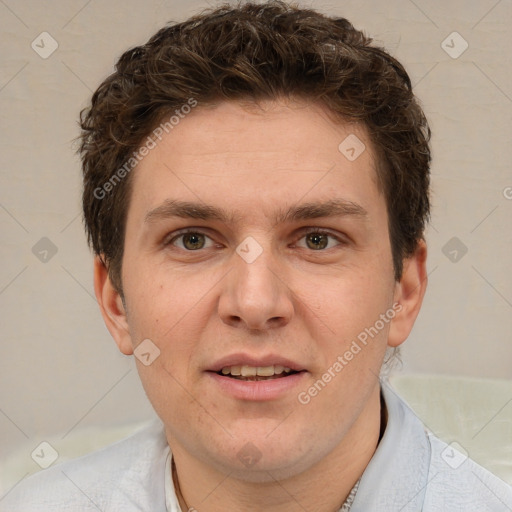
[
  {"xmin": 165, "ymin": 446, "xmax": 180, "ymax": 512},
  {"xmin": 350, "ymin": 378, "xmax": 431, "ymax": 511}
]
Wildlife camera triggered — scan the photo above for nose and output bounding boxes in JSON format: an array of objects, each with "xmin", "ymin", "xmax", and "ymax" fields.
[{"xmin": 217, "ymin": 243, "xmax": 294, "ymax": 331}]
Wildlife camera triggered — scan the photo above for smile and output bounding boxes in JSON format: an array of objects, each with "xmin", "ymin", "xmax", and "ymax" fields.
[{"xmin": 218, "ymin": 365, "xmax": 297, "ymax": 380}]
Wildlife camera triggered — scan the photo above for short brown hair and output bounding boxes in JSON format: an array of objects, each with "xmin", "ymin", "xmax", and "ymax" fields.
[{"xmin": 79, "ymin": 0, "xmax": 431, "ymax": 293}]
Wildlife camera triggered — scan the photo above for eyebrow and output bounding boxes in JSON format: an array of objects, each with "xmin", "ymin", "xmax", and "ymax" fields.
[{"xmin": 144, "ymin": 198, "xmax": 368, "ymax": 225}]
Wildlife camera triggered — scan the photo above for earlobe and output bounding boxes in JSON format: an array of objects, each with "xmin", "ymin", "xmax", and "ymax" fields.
[
  {"xmin": 387, "ymin": 240, "xmax": 428, "ymax": 348},
  {"xmin": 93, "ymin": 256, "xmax": 134, "ymax": 355}
]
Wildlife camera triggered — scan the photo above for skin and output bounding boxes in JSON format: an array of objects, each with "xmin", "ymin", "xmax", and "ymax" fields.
[{"xmin": 94, "ymin": 98, "xmax": 427, "ymax": 512}]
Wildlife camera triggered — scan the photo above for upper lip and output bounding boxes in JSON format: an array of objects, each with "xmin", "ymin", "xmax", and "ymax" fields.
[{"xmin": 208, "ymin": 353, "xmax": 306, "ymax": 373}]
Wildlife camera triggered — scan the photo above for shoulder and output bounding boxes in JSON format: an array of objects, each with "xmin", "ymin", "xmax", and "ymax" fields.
[
  {"xmin": 423, "ymin": 428, "xmax": 512, "ymax": 511},
  {"xmin": 0, "ymin": 421, "xmax": 168, "ymax": 512},
  {"xmin": 369, "ymin": 382, "xmax": 512, "ymax": 511}
]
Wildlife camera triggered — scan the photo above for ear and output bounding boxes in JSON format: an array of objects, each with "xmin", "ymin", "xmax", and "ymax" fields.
[
  {"xmin": 93, "ymin": 256, "xmax": 134, "ymax": 355},
  {"xmin": 387, "ymin": 239, "xmax": 428, "ymax": 348}
]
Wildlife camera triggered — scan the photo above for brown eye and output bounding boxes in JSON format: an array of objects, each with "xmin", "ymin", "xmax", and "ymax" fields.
[
  {"xmin": 182, "ymin": 233, "xmax": 206, "ymax": 250},
  {"xmin": 305, "ymin": 233, "xmax": 329, "ymax": 250},
  {"xmin": 296, "ymin": 230, "xmax": 344, "ymax": 251},
  {"xmin": 166, "ymin": 230, "xmax": 216, "ymax": 252}
]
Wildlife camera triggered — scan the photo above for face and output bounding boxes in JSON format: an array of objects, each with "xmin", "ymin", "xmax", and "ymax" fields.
[{"xmin": 97, "ymin": 98, "xmax": 425, "ymax": 482}]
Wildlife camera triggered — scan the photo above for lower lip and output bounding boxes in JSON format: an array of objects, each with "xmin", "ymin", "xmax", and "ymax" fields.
[{"xmin": 207, "ymin": 371, "xmax": 307, "ymax": 401}]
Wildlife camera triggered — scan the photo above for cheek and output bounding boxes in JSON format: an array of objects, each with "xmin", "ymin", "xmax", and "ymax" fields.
[
  {"xmin": 136, "ymin": 360, "xmax": 205, "ymax": 445},
  {"xmin": 123, "ymin": 260, "xmax": 212, "ymax": 337},
  {"xmin": 302, "ymin": 256, "xmax": 393, "ymax": 332},
  {"xmin": 298, "ymin": 264, "xmax": 395, "ymax": 393}
]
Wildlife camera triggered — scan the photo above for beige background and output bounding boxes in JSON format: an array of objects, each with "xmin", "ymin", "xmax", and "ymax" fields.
[{"xmin": 1, "ymin": 0, "xmax": 511, "ymax": 467}]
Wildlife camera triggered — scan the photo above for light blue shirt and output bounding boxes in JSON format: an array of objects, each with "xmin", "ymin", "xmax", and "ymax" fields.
[{"xmin": 2, "ymin": 379, "xmax": 511, "ymax": 511}]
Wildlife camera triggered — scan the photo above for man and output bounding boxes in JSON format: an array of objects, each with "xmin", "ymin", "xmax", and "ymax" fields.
[{"xmin": 3, "ymin": 1, "xmax": 511, "ymax": 510}]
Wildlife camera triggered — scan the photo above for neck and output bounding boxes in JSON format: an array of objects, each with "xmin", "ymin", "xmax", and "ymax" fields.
[{"xmin": 170, "ymin": 384, "xmax": 385, "ymax": 512}]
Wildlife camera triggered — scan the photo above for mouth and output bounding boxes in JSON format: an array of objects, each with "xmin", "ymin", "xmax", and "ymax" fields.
[
  {"xmin": 216, "ymin": 365, "xmax": 301, "ymax": 381},
  {"xmin": 206, "ymin": 355, "xmax": 307, "ymax": 400}
]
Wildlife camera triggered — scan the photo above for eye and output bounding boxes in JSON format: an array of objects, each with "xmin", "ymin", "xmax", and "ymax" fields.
[
  {"xmin": 296, "ymin": 230, "xmax": 343, "ymax": 251},
  {"xmin": 167, "ymin": 231, "xmax": 214, "ymax": 251}
]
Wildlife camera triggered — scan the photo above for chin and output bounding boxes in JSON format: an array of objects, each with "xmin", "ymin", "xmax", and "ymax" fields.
[{"xmin": 203, "ymin": 429, "xmax": 319, "ymax": 482}]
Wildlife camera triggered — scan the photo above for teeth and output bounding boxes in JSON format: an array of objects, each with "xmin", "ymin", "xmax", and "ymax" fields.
[
  {"xmin": 241, "ymin": 365, "xmax": 257, "ymax": 377},
  {"xmin": 256, "ymin": 366, "xmax": 274, "ymax": 377},
  {"xmin": 230, "ymin": 365, "xmax": 241, "ymax": 376},
  {"xmin": 219, "ymin": 365, "xmax": 294, "ymax": 377}
]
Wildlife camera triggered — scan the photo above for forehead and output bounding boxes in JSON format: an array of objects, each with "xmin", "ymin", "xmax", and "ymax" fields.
[{"xmin": 128, "ymin": 99, "xmax": 384, "ymax": 226}]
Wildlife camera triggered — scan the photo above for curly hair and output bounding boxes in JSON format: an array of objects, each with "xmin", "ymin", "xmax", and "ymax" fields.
[{"xmin": 79, "ymin": 0, "xmax": 431, "ymax": 294}]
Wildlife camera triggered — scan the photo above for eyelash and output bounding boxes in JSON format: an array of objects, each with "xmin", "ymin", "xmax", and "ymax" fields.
[{"xmin": 164, "ymin": 228, "xmax": 346, "ymax": 251}]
